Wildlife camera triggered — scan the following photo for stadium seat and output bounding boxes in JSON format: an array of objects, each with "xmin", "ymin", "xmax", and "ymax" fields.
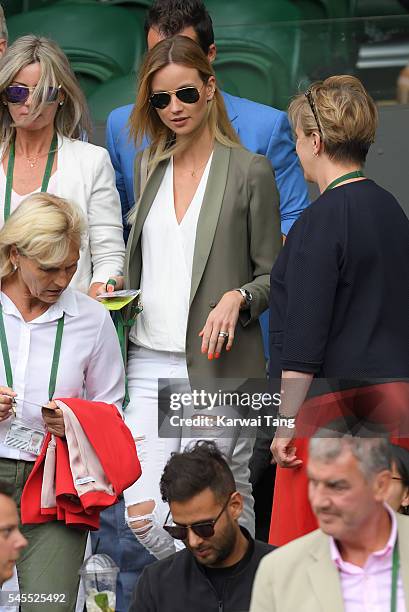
[
  {"xmin": 3, "ymin": 0, "xmax": 58, "ymax": 16},
  {"xmin": 2, "ymin": 1, "xmax": 24, "ymax": 17},
  {"xmin": 354, "ymin": 0, "xmax": 408, "ymax": 17},
  {"xmin": 87, "ymin": 73, "xmax": 137, "ymax": 123},
  {"xmin": 7, "ymin": 3, "xmax": 144, "ymax": 96},
  {"xmin": 207, "ymin": 0, "xmax": 303, "ymax": 88},
  {"xmin": 97, "ymin": 0, "xmax": 152, "ymax": 7},
  {"xmin": 214, "ymin": 39, "xmax": 291, "ymax": 110}
]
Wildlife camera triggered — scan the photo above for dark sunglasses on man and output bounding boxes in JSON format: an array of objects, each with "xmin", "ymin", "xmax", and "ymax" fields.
[
  {"xmin": 163, "ymin": 494, "xmax": 233, "ymax": 540},
  {"xmin": 4, "ymin": 84, "xmax": 61, "ymax": 105},
  {"xmin": 149, "ymin": 84, "xmax": 204, "ymax": 110}
]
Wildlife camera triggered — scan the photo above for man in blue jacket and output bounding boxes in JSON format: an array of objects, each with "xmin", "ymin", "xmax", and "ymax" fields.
[{"xmin": 107, "ymin": 0, "xmax": 309, "ymax": 243}]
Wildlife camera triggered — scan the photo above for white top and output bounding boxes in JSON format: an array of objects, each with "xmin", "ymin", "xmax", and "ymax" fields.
[
  {"xmin": 0, "ymin": 164, "xmax": 58, "ymax": 217},
  {"xmin": 0, "ymin": 136, "xmax": 125, "ymax": 293},
  {"xmin": 0, "ymin": 287, "xmax": 125, "ymax": 461},
  {"xmin": 130, "ymin": 154, "xmax": 213, "ymax": 352}
]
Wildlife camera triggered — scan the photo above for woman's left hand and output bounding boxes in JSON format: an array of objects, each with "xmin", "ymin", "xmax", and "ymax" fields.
[
  {"xmin": 270, "ymin": 430, "xmax": 303, "ymax": 468},
  {"xmin": 41, "ymin": 401, "xmax": 65, "ymax": 437},
  {"xmin": 199, "ymin": 290, "xmax": 244, "ymax": 358}
]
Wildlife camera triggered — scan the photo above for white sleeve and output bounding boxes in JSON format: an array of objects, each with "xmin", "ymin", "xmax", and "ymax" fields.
[
  {"xmin": 84, "ymin": 309, "xmax": 125, "ymax": 414},
  {"xmin": 87, "ymin": 148, "xmax": 126, "ymax": 284}
]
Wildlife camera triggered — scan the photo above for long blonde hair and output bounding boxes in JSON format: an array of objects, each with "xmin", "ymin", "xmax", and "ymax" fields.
[
  {"xmin": 0, "ymin": 35, "xmax": 92, "ymax": 154},
  {"xmin": 129, "ymin": 35, "xmax": 240, "ymax": 170},
  {"xmin": 0, "ymin": 193, "xmax": 86, "ymax": 280}
]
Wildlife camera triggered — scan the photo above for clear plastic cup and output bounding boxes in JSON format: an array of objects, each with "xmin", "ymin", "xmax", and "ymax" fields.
[{"xmin": 79, "ymin": 554, "xmax": 119, "ymax": 612}]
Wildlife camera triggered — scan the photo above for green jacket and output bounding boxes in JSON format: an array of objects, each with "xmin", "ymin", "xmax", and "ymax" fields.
[{"xmin": 125, "ymin": 141, "xmax": 281, "ymax": 384}]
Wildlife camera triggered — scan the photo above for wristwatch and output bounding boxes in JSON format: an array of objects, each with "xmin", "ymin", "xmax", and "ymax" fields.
[{"xmin": 235, "ymin": 288, "xmax": 253, "ymax": 309}]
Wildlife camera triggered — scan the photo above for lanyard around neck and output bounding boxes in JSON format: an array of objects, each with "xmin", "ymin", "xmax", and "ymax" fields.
[
  {"xmin": 4, "ymin": 132, "xmax": 58, "ymax": 223},
  {"xmin": 324, "ymin": 170, "xmax": 365, "ymax": 192},
  {"xmin": 391, "ymin": 539, "xmax": 400, "ymax": 612},
  {"xmin": 0, "ymin": 303, "xmax": 64, "ymax": 402}
]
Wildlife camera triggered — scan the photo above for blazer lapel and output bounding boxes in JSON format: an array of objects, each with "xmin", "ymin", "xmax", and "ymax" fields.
[
  {"xmin": 307, "ymin": 536, "xmax": 344, "ymax": 612},
  {"xmin": 189, "ymin": 142, "xmax": 230, "ymax": 306},
  {"xmin": 125, "ymin": 160, "xmax": 167, "ymax": 280}
]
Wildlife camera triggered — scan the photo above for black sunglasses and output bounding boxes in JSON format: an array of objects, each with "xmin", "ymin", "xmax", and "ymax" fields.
[
  {"xmin": 163, "ymin": 495, "xmax": 232, "ymax": 540},
  {"xmin": 304, "ymin": 87, "xmax": 322, "ymax": 134},
  {"xmin": 4, "ymin": 84, "xmax": 61, "ymax": 105},
  {"xmin": 150, "ymin": 85, "xmax": 203, "ymax": 110}
]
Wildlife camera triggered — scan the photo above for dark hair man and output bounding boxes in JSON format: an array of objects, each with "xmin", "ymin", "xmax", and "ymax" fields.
[
  {"xmin": 250, "ymin": 437, "xmax": 409, "ymax": 611},
  {"xmin": 107, "ymin": 0, "xmax": 309, "ymax": 244},
  {"xmin": 129, "ymin": 441, "xmax": 274, "ymax": 611},
  {"xmin": 0, "ymin": 480, "xmax": 27, "ymax": 586}
]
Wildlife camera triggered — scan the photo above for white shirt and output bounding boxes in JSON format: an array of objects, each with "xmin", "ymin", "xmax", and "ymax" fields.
[
  {"xmin": 0, "ymin": 164, "xmax": 58, "ymax": 219},
  {"xmin": 131, "ymin": 154, "xmax": 213, "ymax": 352},
  {"xmin": 0, "ymin": 287, "xmax": 125, "ymax": 461}
]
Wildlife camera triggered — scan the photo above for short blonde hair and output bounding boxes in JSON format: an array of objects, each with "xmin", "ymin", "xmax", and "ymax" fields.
[
  {"xmin": 0, "ymin": 35, "xmax": 91, "ymax": 154},
  {"xmin": 288, "ymin": 75, "xmax": 378, "ymax": 165},
  {"xmin": 0, "ymin": 5, "xmax": 7, "ymax": 41},
  {"xmin": 0, "ymin": 193, "xmax": 86, "ymax": 279}
]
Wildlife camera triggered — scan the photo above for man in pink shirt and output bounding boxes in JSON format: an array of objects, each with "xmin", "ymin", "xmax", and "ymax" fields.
[{"xmin": 250, "ymin": 436, "xmax": 409, "ymax": 612}]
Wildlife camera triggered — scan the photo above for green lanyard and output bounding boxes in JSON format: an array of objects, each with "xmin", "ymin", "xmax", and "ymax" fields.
[
  {"xmin": 4, "ymin": 133, "xmax": 58, "ymax": 223},
  {"xmin": 0, "ymin": 303, "xmax": 64, "ymax": 402},
  {"xmin": 391, "ymin": 539, "xmax": 400, "ymax": 612},
  {"xmin": 324, "ymin": 170, "xmax": 365, "ymax": 192}
]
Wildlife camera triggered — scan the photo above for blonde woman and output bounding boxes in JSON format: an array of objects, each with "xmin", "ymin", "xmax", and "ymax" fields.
[
  {"xmin": 0, "ymin": 35, "xmax": 125, "ymax": 297},
  {"xmin": 121, "ymin": 35, "xmax": 281, "ymax": 559},
  {"xmin": 0, "ymin": 193, "xmax": 124, "ymax": 610},
  {"xmin": 268, "ymin": 76, "xmax": 409, "ymax": 546}
]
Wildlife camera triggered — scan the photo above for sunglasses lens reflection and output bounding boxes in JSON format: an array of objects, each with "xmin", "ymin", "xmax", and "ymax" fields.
[
  {"xmin": 150, "ymin": 92, "xmax": 171, "ymax": 109},
  {"xmin": 177, "ymin": 87, "xmax": 200, "ymax": 104},
  {"xmin": 5, "ymin": 86, "xmax": 28, "ymax": 104},
  {"xmin": 5, "ymin": 86, "xmax": 59, "ymax": 104},
  {"xmin": 164, "ymin": 522, "xmax": 215, "ymax": 540},
  {"xmin": 150, "ymin": 87, "xmax": 200, "ymax": 109}
]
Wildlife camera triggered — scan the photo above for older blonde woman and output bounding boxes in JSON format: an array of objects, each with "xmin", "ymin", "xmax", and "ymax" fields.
[
  {"xmin": 0, "ymin": 35, "xmax": 125, "ymax": 297},
  {"xmin": 268, "ymin": 75, "xmax": 409, "ymax": 546},
  {"xmin": 0, "ymin": 193, "xmax": 124, "ymax": 610}
]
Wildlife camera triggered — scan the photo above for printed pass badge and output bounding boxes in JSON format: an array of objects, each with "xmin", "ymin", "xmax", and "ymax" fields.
[
  {"xmin": 97, "ymin": 289, "xmax": 141, "ymax": 311},
  {"xmin": 4, "ymin": 420, "xmax": 45, "ymax": 455}
]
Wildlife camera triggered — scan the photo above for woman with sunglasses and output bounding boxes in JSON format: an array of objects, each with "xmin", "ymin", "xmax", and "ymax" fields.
[
  {"xmin": 120, "ymin": 35, "xmax": 281, "ymax": 559},
  {"xmin": 268, "ymin": 75, "xmax": 409, "ymax": 545},
  {"xmin": 386, "ymin": 444, "xmax": 409, "ymax": 515},
  {"xmin": 0, "ymin": 35, "xmax": 125, "ymax": 297}
]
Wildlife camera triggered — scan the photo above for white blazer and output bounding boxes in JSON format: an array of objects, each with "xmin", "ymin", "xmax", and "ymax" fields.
[
  {"xmin": 56, "ymin": 135, "xmax": 125, "ymax": 292},
  {"xmin": 0, "ymin": 135, "xmax": 125, "ymax": 294}
]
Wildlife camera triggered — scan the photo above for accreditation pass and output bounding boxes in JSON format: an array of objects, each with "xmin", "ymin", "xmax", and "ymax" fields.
[{"xmin": 4, "ymin": 420, "xmax": 45, "ymax": 455}]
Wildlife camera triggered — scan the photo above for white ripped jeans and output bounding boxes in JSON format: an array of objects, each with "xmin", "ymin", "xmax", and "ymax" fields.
[{"xmin": 123, "ymin": 343, "xmax": 255, "ymax": 559}]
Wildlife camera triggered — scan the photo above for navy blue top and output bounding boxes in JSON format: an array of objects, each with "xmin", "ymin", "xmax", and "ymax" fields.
[{"xmin": 269, "ymin": 179, "xmax": 409, "ymax": 378}]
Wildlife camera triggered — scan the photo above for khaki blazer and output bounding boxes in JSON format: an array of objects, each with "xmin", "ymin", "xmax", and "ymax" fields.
[
  {"xmin": 250, "ymin": 514, "xmax": 409, "ymax": 612},
  {"xmin": 124, "ymin": 141, "xmax": 281, "ymax": 383}
]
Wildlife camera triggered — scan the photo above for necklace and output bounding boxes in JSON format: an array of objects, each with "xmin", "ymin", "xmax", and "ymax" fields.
[
  {"xmin": 175, "ymin": 156, "xmax": 210, "ymax": 178},
  {"xmin": 24, "ymin": 150, "xmax": 52, "ymax": 169},
  {"xmin": 5, "ymin": 133, "xmax": 58, "ymax": 222},
  {"xmin": 190, "ymin": 161, "xmax": 208, "ymax": 178}
]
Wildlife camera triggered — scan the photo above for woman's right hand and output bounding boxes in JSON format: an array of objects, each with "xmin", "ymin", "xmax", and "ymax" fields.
[
  {"xmin": 0, "ymin": 387, "xmax": 16, "ymax": 421},
  {"xmin": 95, "ymin": 275, "xmax": 125, "ymax": 298}
]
